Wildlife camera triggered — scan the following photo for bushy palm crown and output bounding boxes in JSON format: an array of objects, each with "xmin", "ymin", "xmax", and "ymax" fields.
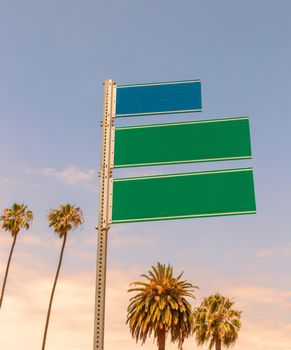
[
  {"xmin": 0, "ymin": 203, "xmax": 33, "ymax": 236},
  {"xmin": 48, "ymin": 204, "xmax": 83, "ymax": 238},
  {"xmin": 193, "ymin": 293, "xmax": 241, "ymax": 349},
  {"xmin": 127, "ymin": 262, "xmax": 198, "ymax": 349}
]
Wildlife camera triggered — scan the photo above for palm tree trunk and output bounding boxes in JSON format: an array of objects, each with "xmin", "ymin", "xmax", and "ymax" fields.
[
  {"xmin": 0, "ymin": 234, "xmax": 17, "ymax": 309},
  {"xmin": 216, "ymin": 338, "xmax": 222, "ymax": 350},
  {"xmin": 41, "ymin": 232, "xmax": 67, "ymax": 350},
  {"xmin": 157, "ymin": 329, "xmax": 166, "ymax": 350}
]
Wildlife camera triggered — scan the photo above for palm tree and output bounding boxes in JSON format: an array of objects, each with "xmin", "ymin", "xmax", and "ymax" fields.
[
  {"xmin": 41, "ymin": 204, "xmax": 83, "ymax": 350},
  {"xmin": 127, "ymin": 262, "xmax": 198, "ymax": 350},
  {"xmin": 193, "ymin": 293, "xmax": 241, "ymax": 350},
  {"xmin": 0, "ymin": 203, "xmax": 33, "ymax": 309}
]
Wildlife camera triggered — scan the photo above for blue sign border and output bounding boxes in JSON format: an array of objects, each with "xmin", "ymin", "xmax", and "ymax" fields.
[{"xmin": 116, "ymin": 80, "xmax": 202, "ymax": 117}]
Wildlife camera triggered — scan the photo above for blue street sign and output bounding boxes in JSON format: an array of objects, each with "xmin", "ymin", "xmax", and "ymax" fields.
[{"xmin": 116, "ymin": 80, "xmax": 202, "ymax": 117}]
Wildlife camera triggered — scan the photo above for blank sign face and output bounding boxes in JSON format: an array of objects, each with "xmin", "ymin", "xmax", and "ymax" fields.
[
  {"xmin": 114, "ymin": 117, "xmax": 252, "ymax": 168},
  {"xmin": 112, "ymin": 168, "xmax": 256, "ymax": 224},
  {"xmin": 116, "ymin": 80, "xmax": 202, "ymax": 117}
]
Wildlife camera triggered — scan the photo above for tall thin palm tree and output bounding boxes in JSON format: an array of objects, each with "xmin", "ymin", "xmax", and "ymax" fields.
[
  {"xmin": 193, "ymin": 293, "xmax": 241, "ymax": 350},
  {"xmin": 127, "ymin": 262, "xmax": 198, "ymax": 350},
  {"xmin": 41, "ymin": 204, "xmax": 83, "ymax": 350},
  {"xmin": 0, "ymin": 203, "xmax": 33, "ymax": 309}
]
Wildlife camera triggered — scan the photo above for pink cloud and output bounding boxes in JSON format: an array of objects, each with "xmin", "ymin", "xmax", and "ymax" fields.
[{"xmin": 23, "ymin": 166, "xmax": 97, "ymax": 185}]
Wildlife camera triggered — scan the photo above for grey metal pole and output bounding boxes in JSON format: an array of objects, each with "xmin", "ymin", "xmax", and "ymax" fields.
[{"xmin": 94, "ymin": 80, "xmax": 116, "ymax": 350}]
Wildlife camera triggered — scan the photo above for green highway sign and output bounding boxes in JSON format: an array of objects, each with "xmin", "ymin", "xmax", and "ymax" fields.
[
  {"xmin": 116, "ymin": 80, "xmax": 202, "ymax": 117},
  {"xmin": 112, "ymin": 168, "xmax": 256, "ymax": 224},
  {"xmin": 114, "ymin": 117, "xmax": 252, "ymax": 168}
]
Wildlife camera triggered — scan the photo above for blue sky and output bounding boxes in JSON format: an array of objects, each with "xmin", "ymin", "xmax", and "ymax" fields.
[{"xmin": 1, "ymin": 1, "xmax": 291, "ymax": 349}]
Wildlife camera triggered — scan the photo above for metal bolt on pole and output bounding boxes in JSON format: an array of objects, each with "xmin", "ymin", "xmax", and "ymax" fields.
[{"xmin": 94, "ymin": 79, "xmax": 116, "ymax": 350}]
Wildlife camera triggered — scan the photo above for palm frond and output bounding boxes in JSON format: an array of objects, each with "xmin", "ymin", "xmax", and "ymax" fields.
[
  {"xmin": 0, "ymin": 203, "xmax": 33, "ymax": 236},
  {"xmin": 47, "ymin": 204, "xmax": 83, "ymax": 238},
  {"xmin": 193, "ymin": 293, "xmax": 242, "ymax": 349},
  {"xmin": 127, "ymin": 262, "xmax": 197, "ymax": 349}
]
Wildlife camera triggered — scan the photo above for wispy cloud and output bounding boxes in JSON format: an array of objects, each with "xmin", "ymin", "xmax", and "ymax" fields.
[
  {"xmin": 0, "ymin": 269, "xmax": 95, "ymax": 350},
  {"xmin": 238, "ymin": 321, "xmax": 291, "ymax": 350},
  {"xmin": 1, "ymin": 258, "xmax": 291, "ymax": 350},
  {"xmin": 0, "ymin": 177, "xmax": 10, "ymax": 186},
  {"xmin": 23, "ymin": 166, "xmax": 97, "ymax": 185},
  {"xmin": 0, "ymin": 228, "xmax": 52, "ymax": 250},
  {"xmin": 257, "ymin": 242, "xmax": 291, "ymax": 258},
  {"xmin": 2, "ymin": 229, "xmax": 291, "ymax": 350},
  {"xmin": 109, "ymin": 230, "xmax": 158, "ymax": 248},
  {"xmin": 224, "ymin": 284, "xmax": 291, "ymax": 309}
]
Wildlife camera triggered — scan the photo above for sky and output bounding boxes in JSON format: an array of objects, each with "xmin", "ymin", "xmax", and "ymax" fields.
[{"xmin": 1, "ymin": 0, "xmax": 291, "ymax": 349}]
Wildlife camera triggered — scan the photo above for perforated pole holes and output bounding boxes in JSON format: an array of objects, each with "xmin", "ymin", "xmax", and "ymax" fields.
[{"xmin": 94, "ymin": 80, "xmax": 116, "ymax": 350}]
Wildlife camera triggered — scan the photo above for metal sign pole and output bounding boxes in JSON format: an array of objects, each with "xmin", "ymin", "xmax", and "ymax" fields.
[{"xmin": 94, "ymin": 79, "xmax": 116, "ymax": 350}]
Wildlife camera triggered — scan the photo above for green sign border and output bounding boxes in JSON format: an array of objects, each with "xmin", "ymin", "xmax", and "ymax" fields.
[
  {"xmin": 112, "ymin": 167, "xmax": 256, "ymax": 224},
  {"xmin": 114, "ymin": 116, "xmax": 252, "ymax": 168}
]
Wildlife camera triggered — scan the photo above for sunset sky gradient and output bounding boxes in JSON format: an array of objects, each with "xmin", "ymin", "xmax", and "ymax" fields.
[{"xmin": 1, "ymin": 1, "xmax": 291, "ymax": 349}]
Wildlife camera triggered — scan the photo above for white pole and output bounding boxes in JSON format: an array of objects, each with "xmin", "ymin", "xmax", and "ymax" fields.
[{"xmin": 94, "ymin": 80, "xmax": 116, "ymax": 350}]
